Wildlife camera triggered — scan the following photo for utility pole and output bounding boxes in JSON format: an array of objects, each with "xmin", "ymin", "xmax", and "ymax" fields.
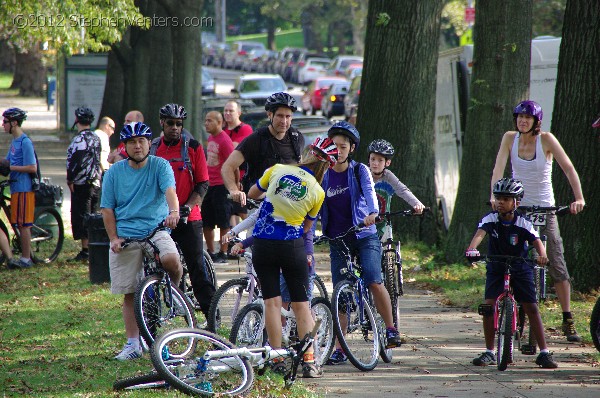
[{"xmin": 216, "ymin": 0, "xmax": 226, "ymax": 42}]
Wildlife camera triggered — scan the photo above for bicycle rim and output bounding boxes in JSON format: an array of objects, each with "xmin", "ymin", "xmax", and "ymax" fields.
[
  {"xmin": 151, "ymin": 328, "xmax": 253, "ymax": 396},
  {"xmin": 383, "ymin": 250, "xmax": 399, "ymax": 329},
  {"xmin": 310, "ymin": 297, "xmax": 335, "ymax": 366},
  {"xmin": 207, "ymin": 277, "xmax": 256, "ymax": 335},
  {"xmin": 229, "ymin": 303, "xmax": 266, "ymax": 348},
  {"xmin": 590, "ymin": 297, "xmax": 600, "ymax": 353},
  {"xmin": 30, "ymin": 208, "xmax": 64, "ymax": 264},
  {"xmin": 497, "ymin": 298, "xmax": 514, "ymax": 371},
  {"xmin": 113, "ymin": 371, "xmax": 167, "ymax": 391},
  {"xmin": 134, "ymin": 274, "xmax": 197, "ymax": 353},
  {"xmin": 332, "ymin": 280, "xmax": 379, "ymax": 371}
]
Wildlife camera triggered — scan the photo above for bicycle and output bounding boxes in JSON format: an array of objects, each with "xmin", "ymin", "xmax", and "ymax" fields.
[
  {"xmin": 149, "ymin": 318, "xmax": 323, "ymax": 396},
  {"xmin": 377, "ymin": 208, "xmax": 430, "ymax": 334},
  {"xmin": 179, "ymin": 248, "xmax": 217, "ymax": 313},
  {"xmin": 0, "ymin": 179, "xmax": 64, "ymax": 264},
  {"xmin": 314, "ymin": 224, "xmax": 390, "ymax": 371}
]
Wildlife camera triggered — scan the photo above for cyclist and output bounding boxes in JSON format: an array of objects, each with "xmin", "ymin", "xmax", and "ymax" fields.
[
  {"xmin": 246, "ymin": 137, "xmax": 337, "ymax": 378},
  {"xmin": 321, "ymin": 121, "xmax": 402, "ymax": 365},
  {"xmin": 101, "ymin": 122, "xmax": 182, "ymax": 361},
  {"xmin": 466, "ymin": 177, "xmax": 557, "ymax": 369},
  {"xmin": 490, "ymin": 100, "xmax": 585, "ymax": 342}
]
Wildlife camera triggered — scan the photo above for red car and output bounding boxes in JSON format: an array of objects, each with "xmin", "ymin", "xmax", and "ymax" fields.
[{"xmin": 301, "ymin": 76, "xmax": 348, "ymax": 115}]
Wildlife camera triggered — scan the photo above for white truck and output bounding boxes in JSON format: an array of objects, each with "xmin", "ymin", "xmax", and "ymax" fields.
[{"xmin": 434, "ymin": 37, "xmax": 561, "ymax": 229}]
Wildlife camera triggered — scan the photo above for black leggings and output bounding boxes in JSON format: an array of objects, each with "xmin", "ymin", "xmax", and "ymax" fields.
[{"xmin": 252, "ymin": 237, "xmax": 309, "ymax": 302}]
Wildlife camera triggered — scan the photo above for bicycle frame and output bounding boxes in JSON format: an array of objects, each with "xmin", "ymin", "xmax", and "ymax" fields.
[{"xmin": 494, "ymin": 268, "xmax": 518, "ymax": 336}]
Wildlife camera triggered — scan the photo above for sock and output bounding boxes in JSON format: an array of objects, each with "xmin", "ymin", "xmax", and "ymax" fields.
[
  {"xmin": 303, "ymin": 352, "xmax": 315, "ymax": 363},
  {"xmin": 562, "ymin": 312, "xmax": 573, "ymax": 322},
  {"xmin": 540, "ymin": 349, "xmax": 549, "ymax": 354},
  {"xmin": 127, "ymin": 337, "xmax": 140, "ymax": 349}
]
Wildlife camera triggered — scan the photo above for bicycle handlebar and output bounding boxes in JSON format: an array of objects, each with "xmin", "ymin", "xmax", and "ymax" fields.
[
  {"xmin": 517, "ymin": 205, "xmax": 571, "ymax": 216},
  {"xmin": 225, "ymin": 193, "xmax": 262, "ymax": 210},
  {"xmin": 376, "ymin": 207, "xmax": 431, "ymax": 223},
  {"xmin": 477, "ymin": 254, "xmax": 544, "ymax": 268}
]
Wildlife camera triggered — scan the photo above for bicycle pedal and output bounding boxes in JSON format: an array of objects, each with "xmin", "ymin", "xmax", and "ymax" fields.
[{"xmin": 520, "ymin": 344, "xmax": 537, "ymax": 355}]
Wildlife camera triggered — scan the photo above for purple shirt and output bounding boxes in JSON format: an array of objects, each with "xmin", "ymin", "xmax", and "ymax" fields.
[{"xmin": 324, "ymin": 169, "xmax": 353, "ymax": 238}]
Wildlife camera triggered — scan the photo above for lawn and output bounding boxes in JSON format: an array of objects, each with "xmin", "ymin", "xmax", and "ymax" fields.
[{"xmin": 226, "ymin": 29, "xmax": 305, "ymax": 50}]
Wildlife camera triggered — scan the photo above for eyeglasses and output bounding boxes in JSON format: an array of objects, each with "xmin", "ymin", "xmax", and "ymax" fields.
[{"xmin": 165, "ymin": 120, "xmax": 183, "ymax": 127}]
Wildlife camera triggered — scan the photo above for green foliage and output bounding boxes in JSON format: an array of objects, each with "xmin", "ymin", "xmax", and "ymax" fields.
[
  {"xmin": 375, "ymin": 12, "xmax": 391, "ymax": 27},
  {"xmin": 226, "ymin": 29, "xmax": 304, "ymax": 50}
]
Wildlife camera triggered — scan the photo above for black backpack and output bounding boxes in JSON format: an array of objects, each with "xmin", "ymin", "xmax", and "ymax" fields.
[{"xmin": 149, "ymin": 129, "xmax": 195, "ymax": 182}]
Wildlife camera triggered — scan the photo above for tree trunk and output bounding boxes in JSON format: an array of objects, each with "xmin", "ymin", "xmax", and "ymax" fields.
[
  {"xmin": 357, "ymin": 0, "xmax": 444, "ymax": 244},
  {"xmin": 552, "ymin": 1, "xmax": 600, "ymax": 291},
  {"xmin": 11, "ymin": 43, "xmax": 45, "ymax": 97},
  {"xmin": 0, "ymin": 40, "xmax": 15, "ymax": 73},
  {"xmin": 445, "ymin": 1, "xmax": 533, "ymax": 262}
]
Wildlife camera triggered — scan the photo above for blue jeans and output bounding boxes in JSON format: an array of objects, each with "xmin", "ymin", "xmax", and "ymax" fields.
[{"xmin": 329, "ymin": 233, "xmax": 382, "ymax": 288}]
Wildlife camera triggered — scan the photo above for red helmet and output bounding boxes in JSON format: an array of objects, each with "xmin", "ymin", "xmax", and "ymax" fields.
[{"xmin": 309, "ymin": 137, "xmax": 338, "ymax": 167}]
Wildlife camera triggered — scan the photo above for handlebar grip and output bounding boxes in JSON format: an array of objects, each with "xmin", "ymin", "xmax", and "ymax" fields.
[{"xmin": 556, "ymin": 206, "xmax": 571, "ymax": 216}]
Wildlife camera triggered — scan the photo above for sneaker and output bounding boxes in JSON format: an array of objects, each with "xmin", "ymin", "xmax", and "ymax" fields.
[
  {"xmin": 18, "ymin": 258, "xmax": 33, "ymax": 268},
  {"xmin": 472, "ymin": 351, "xmax": 496, "ymax": 366},
  {"xmin": 213, "ymin": 251, "xmax": 228, "ymax": 264},
  {"xmin": 326, "ymin": 348, "xmax": 347, "ymax": 365},
  {"xmin": 385, "ymin": 327, "xmax": 402, "ymax": 349},
  {"xmin": 7, "ymin": 258, "xmax": 25, "ymax": 269},
  {"xmin": 68, "ymin": 251, "xmax": 89, "ymax": 262},
  {"xmin": 535, "ymin": 352, "xmax": 558, "ymax": 369},
  {"xmin": 561, "ymin": 319, "xmax": 582, "ymax": 342},
  {"xmin": 114, "ymin": 343, "xmax": 142, "ymax": 361},
  {"xmin": 302, "ymin": 362, "xmax": 323, "ymax": 378}
]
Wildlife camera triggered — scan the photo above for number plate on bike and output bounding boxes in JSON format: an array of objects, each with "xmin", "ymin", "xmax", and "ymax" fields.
[{"xmin": 525, "ymin": 212, "xmax": 546, "ymax": 226}]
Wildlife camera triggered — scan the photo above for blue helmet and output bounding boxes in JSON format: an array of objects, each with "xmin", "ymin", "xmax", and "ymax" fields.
[
  {"xmin": 327, "ymin": 120, "xmax": 360, "ymax": 148},
  {"xmin": 120, "ymin": 122, "xmax": 152, "ymax": 142},
  {"xmin": 2, "ymin": 107, "xmax": 27, "ymax": 122}
]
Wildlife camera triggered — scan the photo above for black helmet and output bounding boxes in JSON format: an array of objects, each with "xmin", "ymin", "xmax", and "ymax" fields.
[
  {"xmin": 159, "ymin": 103, "xmax": 187, "ymax": 120},
  {"xmin": 368, "ymin": 139, "xmax": 394, "ymax": 159},
  {"xmin": 2, "ymin": 107, "xmax": 27, "ymax": 122},
  {"xmin": 265, "ymin": 92, "xmax": 297, "ymax": 113},
  {"xmin": 493, "ymin": 178, "xmax": 524, "ymax": 199},
  {"xmin": 327, "ymin": 121, "xmax": 360, "ymax": 148},
  {"xmin": 74, "ymin": 106, "xmax": 95, "ymax": 125}
]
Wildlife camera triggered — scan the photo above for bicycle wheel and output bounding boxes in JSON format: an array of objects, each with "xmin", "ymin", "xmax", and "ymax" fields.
[
  {"xmin": 134, "ymin": 274, "xmax": 197, "ymax": 350},
  {"xmin": 376, "ymin": 314, "xmax": 393, "ymax": 363},
  {"xmin": 590, "ymin": 296, "xmax": 600, "ymax": 353},
  {"xmin": 331, "ymin": 280, "xmax": 379, "ymax": 371},
  {"xmin": 0, "ymin": 221, "xmax": 9, "ymax": 264},
  {"xmin": 312, "ymin": 273, "xmax": 329, "ymax": 301},
  {"xmin": 203, "ymin": 249, "xmax": 217, "ymax": 288},
  {"xmin": 30, "ymin": 208, "xmax": 64, "ymax": 264},
  {"xmin": 151, "ymin": 328, "xmax": 253, "ymax": 396},
  {"xmin": 207, "ymin": 277, "xmax": 258, "ymax": 335},
  {"xmin": 180, "ymin": 257, "xmax": 200, "ymax": 311},
  {"xmin": 310, "ymin": 296, "xmax": 335, "ymax": 366},
  {"xmin": 113, "ymin": 371, "xmax": 167, "ymax": 391},
  {"xmin": 230, "ymin": 302, "xmax": 266, "ymax": 348},
  {"xmin": 382, "ymin": 249, "xmax": 399, "ymax": 329},
  {"xmin": 496, "ymin": 298, "xmax": 514, "ymax": 371}
]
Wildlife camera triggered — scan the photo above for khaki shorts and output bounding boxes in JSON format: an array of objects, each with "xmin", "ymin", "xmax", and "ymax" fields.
[
  {"xmin": 109, "ymin": 230, "xmax": 179, "ymax": 295},
  {"xmin": 539, "ymin": 214, "xmax": 570, "ymax": 283}
]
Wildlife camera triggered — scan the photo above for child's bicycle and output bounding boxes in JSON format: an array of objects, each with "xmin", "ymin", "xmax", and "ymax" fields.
[
  {"xmin": 377, "ymin": 208, "xmax": 430, "ymax": 332},
  {"xmin": 0, "ymin": 179, "xmax": 64, "ymax": 264},
  {"xmin": 148, "ymin": 318, "xmax": 324, "ymax": 395},
  {"xmin": 473, "ymin": 254, "xmax": 546, "ymax": 371}
]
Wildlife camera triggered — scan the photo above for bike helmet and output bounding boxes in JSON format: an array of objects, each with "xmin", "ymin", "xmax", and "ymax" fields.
[
  {"xmin": 309, "ymin": 137, "xmax": 338, "ymax": 167},
  {"xmin": 513, "ymin": 100, "xmax": 543, "ymax": 124},
  {"xmin": 74, "ymin": 106, "xmax": 95, "ymax": 125},
  {"xmin": 327, "ymin": 120, "xmax": 360, "ymax": 148},
  {"xmin": 493, "ymin": 177, "xmax": 524, "ymax": 199},
  {"xmin": 159, "ymin": 103, "xmax": 187, "ymax": 120},
  {"xmin": 120, "ymin": 122, "xmax": 153, "ymax": 142},
  {"xmin": 368, "ymin": 139, "xmax": 395, "ymax": 159},
  {"xmin": 2, "ymin": 107, "xmax": 27, "ymax": 122},
  {"xmin": 264, "ymin": 92, "xmax": 297, "ymax": 113}
]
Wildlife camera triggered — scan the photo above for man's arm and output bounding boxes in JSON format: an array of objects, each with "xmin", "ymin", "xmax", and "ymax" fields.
[
  {"xmin": 222, "ymin": 150, "xmax": 247, "ymax": 205},
  {"xmin": 165, "ymin": 186, "xmax": 180, "ymax": 229},
  {"xmin": 186, "ymin": 181, "xmax": 209, "ymax": 207},
  {"xmin": 101, "ymin": 207, "xmax": 124, "ymax": 253}
]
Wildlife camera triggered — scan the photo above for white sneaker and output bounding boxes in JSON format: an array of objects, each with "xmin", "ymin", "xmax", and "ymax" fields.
[{"xmin": 114, "ymin": 343, "xmax": 142, "ymax": 361}]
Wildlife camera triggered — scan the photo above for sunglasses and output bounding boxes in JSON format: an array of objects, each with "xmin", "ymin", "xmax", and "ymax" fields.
[{"xmin": 165, "ymin": 120, "xmax": 183, "ymax": 127}]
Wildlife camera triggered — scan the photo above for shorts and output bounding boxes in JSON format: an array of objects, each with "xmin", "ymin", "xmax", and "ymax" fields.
[
  {"xmin": 230, "ymin": 199, "xmax": 248, "ymax": 216},
  {"xmin": 329, "ymin": 233, "xmax": 382, "ymax": 288},
  {"xmin": 109, "ymin": 230, "xmax": 179, "ymax": 295},
  {"xmin": 253, "ymin": 237, "xmax": 309, "ymax": 302},
  {"xmin": 11, "ymin": 192, "xmax": 35, "ymax": 227},
  {"xmin": 280, "ymin": 256, "xmax": 316, "ymax": 303},
  {"xmin": 484, "ymin": 261, "xmax": 537, "ymax": 303},
  {"xmin": 539, "ymin": 214, "xmax": 570, "ymax": 283},
  {"xmin": 201, "ymin": 185, "xmax": 232, "ymax": 229}
]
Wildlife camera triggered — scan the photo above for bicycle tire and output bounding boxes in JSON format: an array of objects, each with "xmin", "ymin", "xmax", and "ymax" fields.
[
  {"xmin": 590, "ymin": 296, "xmax": 600, "ymax": 353},
  {"xmin": 376, "ymin": 314, "xmax": 393, "ymax": 363},
  {"xmin": 331, "ymin": 280, "xmax": 379, "ymax": 371},
  {"xmin": 207, "ymin": 277, "xmax": 259, "ymax": 335},
  {"xmin": 134, "ymin": 274, "xmax": 197, "ymax": 350},
  {"xmin": 30, "ymin": 208, "xmax": 64, "ymax": 264},
  {"xmin": 311, "ymin": 296, "xmax": 335, "ymax": 366},
  {"xmin": 497, "ymin": 298, "xmax": 514, "ymax": 371},
  {"xmin": 113, "ymin": 371, "xmax": 166, "ymax": 391},
  {"xmin": 382, "ymin": 249, "xmax": 399, "ymax": 329},
  {"xmin": 313, "ymin": 273, "xmax": 329, "ymax": 301},
  {"xmin": 0, "ymin": 221, "xmax": 9, "ymax": 264},
  {"xmin": 229, "ymin": 302, "xmax": 266, "ymax": 348},
  {"xmin": 151, "ymin": 328, "xmax": 253, "ymax": 396},
  {"xmin": 203, "ymin": 249, "xmax": 217, "ymax": 288}
]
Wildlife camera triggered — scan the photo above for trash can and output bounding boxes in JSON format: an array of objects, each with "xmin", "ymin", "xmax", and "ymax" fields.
[{"xmin": 85, "ymin": 213, "xmax": 110, "ymax": 284}]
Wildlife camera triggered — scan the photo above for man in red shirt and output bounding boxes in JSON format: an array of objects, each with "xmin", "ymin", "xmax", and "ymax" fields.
[
  {"xmin": 202, "ymin": 111, "xmax": 234, "ymax": 264},
  {"xmin": 151, "ymin": 103, "xmax": 213, "ymax": 316}
]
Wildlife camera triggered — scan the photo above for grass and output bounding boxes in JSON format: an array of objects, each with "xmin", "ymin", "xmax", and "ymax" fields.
[
  {"xmin": 0, "ymin": 72, "xmax": 18, "ymax": 94},
  {"xmin": 226, "ymin": 29, "xmax": 305, "ymax": 50}
]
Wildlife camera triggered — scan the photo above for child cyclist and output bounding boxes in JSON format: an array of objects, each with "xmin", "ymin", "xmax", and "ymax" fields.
[
  {"xmin": 367, "ymin": 139, "xmax": 425, "ymax": 217},
  {"xmin": 465, "ymin": 177, "xmax": 557, "ymax": 369}
]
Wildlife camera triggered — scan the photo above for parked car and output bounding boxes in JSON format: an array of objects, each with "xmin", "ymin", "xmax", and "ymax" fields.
[
  {"xmin": 223, "ymin": 41, "xmax": 266, "ymax": 70},
  {"xmin": 201, "ymin": 69, "xmax": 216, "ymax": 96},
  {"xmin": 297, "ymin": 57, "xmax": 331, "ymax": 85},
  {"xmin": 273, "ymin": 47, "xmax": 305, "ymax": 78},
  {"xmin": 291, "ymin": 53, "xmax": 329, "ymax": 83},
  {"xmin": 231, "ymin": 73, "xmax": 288, "ymax": 107},
  {"xmin": 280, "ymin": 48, "xmax": 307, "ymax": 82},
  {"xmin": 344, "ymin": 75, "xmax": 361, "ymax": 121},
  {"xmin": 256, "ymin": 50, "xmax": 279, "ymax": 73},
  {"xmin": 241, "ymin": 49, "xmax": 270, "ymax": 72},
  {"xmin": 211, "ymin": 42, "xmax": 231, "ymax": 68},
  {"xmin": 301, "ymin": 76, "xmax": 348, "ymax": 115},
  {"xmin": 321, "ymin": 81, "xmax": 350, "ymax": 118},
  {"xmin": 326, "ymin": 55, "xmax": 364, "ymax": 77},
  {"xmin": 345, "ymin": 63, "xmax": 363, "ymax": 80}
]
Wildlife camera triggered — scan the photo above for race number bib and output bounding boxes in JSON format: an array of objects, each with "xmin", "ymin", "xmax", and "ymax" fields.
[{"xmin": 526, "ymin": 211, "xmax": 547, "ymax": 227}]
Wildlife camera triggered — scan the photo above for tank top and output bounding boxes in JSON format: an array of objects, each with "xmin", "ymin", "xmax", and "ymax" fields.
[{"xmin": 510, "ymin": 133, "xmax": 554, "ymax": 206}]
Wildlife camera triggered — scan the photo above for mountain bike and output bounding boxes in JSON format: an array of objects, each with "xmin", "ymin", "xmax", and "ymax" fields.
[
  {"xmin": 315, "ymin": 224, "xmax": 390, "ymax": 371},
  {"xmin": 149, "ymin": 319, "xmax": 323, "ymax": 395},
  {"xmin": 0, "ymin": 179, "xmax": 64, "ymax": 264}
]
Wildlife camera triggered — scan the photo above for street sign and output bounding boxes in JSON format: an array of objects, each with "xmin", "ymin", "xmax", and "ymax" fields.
[{"xmin": 465, "ymin": 7, "xmax": 475, "ymax": 23}]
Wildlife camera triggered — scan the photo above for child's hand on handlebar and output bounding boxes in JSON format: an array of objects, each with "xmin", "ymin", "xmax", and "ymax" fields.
[
  {"xmin": 413, "ymin": 204, "xmax": 425, "ymax": 214},
  {"xmin": 536, "ymin": 256, "xmax": 548, "ymax": 266},
  {"xmin": 363, "ymin": 213, "xmax": 378, "ymax": 226},
  {"xmin": 465, "ymin": 248, "xmax": 481, "ymax": 263}
]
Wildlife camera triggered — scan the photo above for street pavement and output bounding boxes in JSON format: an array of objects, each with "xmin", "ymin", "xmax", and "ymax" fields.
[{"xmin": 2, "ymin": 94, "xmax": 599, "ymax": 397}]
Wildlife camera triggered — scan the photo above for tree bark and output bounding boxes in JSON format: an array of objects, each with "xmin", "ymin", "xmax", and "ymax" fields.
[
  {"xmin": 445, "ymin": 1, "xmax": 533, "ymax": 262},
  {"xmin": 551, "ymin": 1, "xmax": 600, "ymax": 291},
  {"xmin": 357, "ymin": 0, "xmax": 444, "ymax": 244},
  {"xmin": 11, "ymin": 43, "xmax": 45, "ymax": 97},
  {"xmin": 0, "ymin": 40, "xmax": 15, "ymax": 73}
]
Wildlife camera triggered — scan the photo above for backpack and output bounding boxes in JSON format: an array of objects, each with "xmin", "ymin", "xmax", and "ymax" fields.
[
  {"xmin": 353, "ymin": 162, "xmax": 365, "ymax": 197},
  {"xmin": 149, "ymin": 129, "xmax": 195, "ymax": 182}
]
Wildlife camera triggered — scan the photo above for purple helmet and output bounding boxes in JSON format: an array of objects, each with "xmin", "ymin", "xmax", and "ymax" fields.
[{"xmin": 513, "ymin": 100, "xmax": 543, "ymax": 123}]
